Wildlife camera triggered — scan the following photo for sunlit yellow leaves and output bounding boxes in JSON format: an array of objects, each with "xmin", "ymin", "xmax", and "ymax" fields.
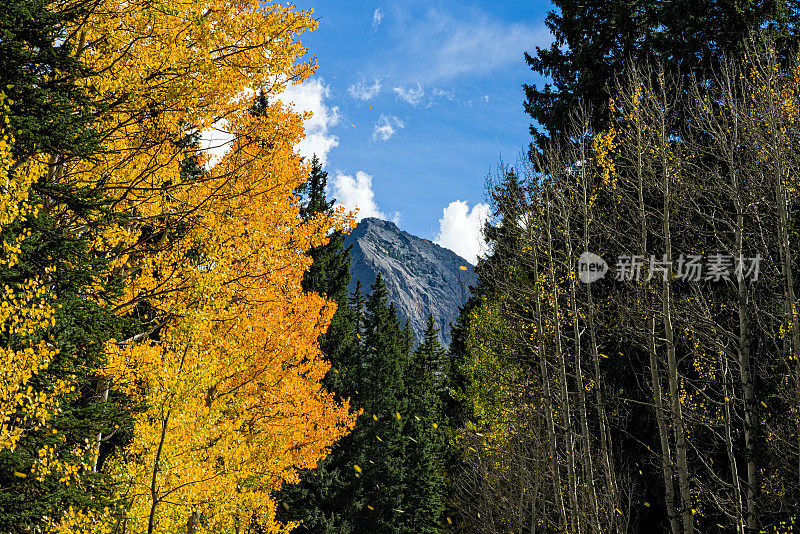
[
  {"xmin": 592, "ymin": 128, "xmax": 618, "ymax": 190},
  {"xmin": 50, "ymin": 0, "xmax": 358, "ymax": 531},
  {"xmin": 0, "ymin": 94, "xmax": 71, "ymax": 463}
]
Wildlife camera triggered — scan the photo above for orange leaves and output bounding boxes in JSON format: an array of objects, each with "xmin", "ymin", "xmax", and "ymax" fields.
[{"xmin": 61, "ymin": 0, "xmax": 357, "ymax": 531}]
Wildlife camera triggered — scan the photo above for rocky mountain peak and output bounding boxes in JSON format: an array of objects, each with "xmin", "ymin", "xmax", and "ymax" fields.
[{"xmin": 344, "ymin": 217, "xmax": 475, "ymax": 346}]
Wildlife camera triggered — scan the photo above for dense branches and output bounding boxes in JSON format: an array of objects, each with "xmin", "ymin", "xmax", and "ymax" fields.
[{"xmin": 455, "ymin": 41, "xmax": 800, "ymax": 533}]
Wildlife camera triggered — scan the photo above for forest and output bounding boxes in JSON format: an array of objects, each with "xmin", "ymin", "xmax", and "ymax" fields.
[{"xmin": 3, "ymin": 0, "xmax": 800, "ymax": 532}]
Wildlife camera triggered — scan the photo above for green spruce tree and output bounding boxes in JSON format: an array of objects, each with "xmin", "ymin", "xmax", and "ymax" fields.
[
  {"xmin": 0, "ymin": 0, "xmax": 134, "ymax": 528},
  {"xmin": 354, "ymin": 274, "xmax": 409, "ymax": 533},
  {"xmin": 524, "ymin": 0, "xmax": 797, "ymax": 149},
  {"xmin": 403, "ymin": 315, "xmax": 447, "ymax": 533}
]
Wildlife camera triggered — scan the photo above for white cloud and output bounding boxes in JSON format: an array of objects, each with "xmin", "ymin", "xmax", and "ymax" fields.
[
  {"xmin": 197, "ymin": 82, "xmax": 339, "ymax": 169},
  {"xmin": 434, "ymin": 200, "xmax": 491, "ymax": 264},
  {"xmin": 373, "ymin": 114, "xmax": 404, "ymax": 141},
  {"xmin": 198, "ymin": 119, "xmax": 234, "ymax": 169},
  {"xmin": 393, "ymin": 83, "xmax": 425, "ymax": 106},
  {"xmin": 432, "ymin": 87, "xmax": 455, "ymax": 100},
  {"xmin": 348, "ymin": 77, "xmax": 382, "ymax": 101},
  {"xmin": 391, "ymin": 10, "xmax": 550, "ymax": 83},
  {"xmin": 392, "ymin": 84, "xmax": 457, "ymax": 107},
  {"xmin": 330, "ymin": 171, "xmax": 385, "ymax": 222},
  {"xmin": 279, "ymin": 78, "xmax": 340, "ymax": 166},
  {"xmin": 372, "ymin": 8, "xmax": 385, "ymax": 31}
]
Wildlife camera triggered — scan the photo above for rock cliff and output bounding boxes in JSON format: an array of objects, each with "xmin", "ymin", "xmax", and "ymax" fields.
[{"xmin": 344, "ymin": 217, "xmax": 475, "ymax": 346}]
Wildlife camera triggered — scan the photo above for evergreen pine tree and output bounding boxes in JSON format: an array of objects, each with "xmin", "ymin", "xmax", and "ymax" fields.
[
  {"xmin": 523, "ymin": 0, "xmax": 797, "ymax": 149},
  {"xmin": 403, "ymin": 315, "xmax": 447, "ymax": 533},
  {"xmin": 354, "ymin": 274, "xmax": 408, "ymax": 533},
  {"xmin": 351, "ymin": 280, "xmax": 366, "ymax": 349},
  {"xmin": 0, "ymin": 0, "xmax": 134, "ymax": 528}
]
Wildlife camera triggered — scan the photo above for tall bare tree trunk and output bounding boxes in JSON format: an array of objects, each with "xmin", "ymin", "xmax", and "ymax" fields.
[
  {"xmin": 577, "ymin": 120, "xmax": 620, "ymax": 532},
  {"xmin": 532, "ymin": 234, "xmax": 568, "ymax": 530},
  {"xmin": 566, "ymin": 136, "xmax": 601, "ymax": 532},
  {"xmin": 546, "ymin": 188, "xmax": 581, "ymax": 533},
  {"xmin": 655, "ymin": 76, "xmax": 693, "ymax": 534},
  {"xmin": 92, "ymin": 378, "xmax": 110, "ymax": 472},
  {"xmin": 626, "ymin": 69, "xmax": 680, "ymax": 534},
  {"xmin": 728, "ymin": 81, "xmax": 758, "ymax": 534}
]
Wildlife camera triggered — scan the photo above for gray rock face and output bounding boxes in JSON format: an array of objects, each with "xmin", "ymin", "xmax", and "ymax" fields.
[{"xmin": 344, "ymin": 217, "xmax": 476, "ymax": 346}]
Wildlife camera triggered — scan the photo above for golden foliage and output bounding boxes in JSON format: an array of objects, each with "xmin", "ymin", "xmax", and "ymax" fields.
[{"xmin": 27, "ymin": 0, "xmax": 361, "ymax": 530}]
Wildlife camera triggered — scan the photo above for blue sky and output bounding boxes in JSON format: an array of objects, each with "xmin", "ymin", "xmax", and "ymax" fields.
[{"xmin": 283, "ymin": 0, "xmax": 554, "ymax": 262}]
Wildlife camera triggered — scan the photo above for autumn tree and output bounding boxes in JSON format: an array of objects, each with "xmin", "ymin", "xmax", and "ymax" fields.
[
  {"xmin": 274, "ymin": 156, "xmax": 362, "ymax": 533},
  {"xmin": 0, "ymin": 0, "xmax": 135, "ymax": 528},
  {"xmin": 457, "ymin": 37, "xmax": 800, "ymax": 534},
  {"xmin": 8, "ymin": 0, "xmax": 363, "ymax": 531}
]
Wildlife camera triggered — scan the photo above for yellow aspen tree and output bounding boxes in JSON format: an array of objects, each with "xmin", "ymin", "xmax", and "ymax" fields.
[
  {"xmin": 49, "ymin": 0, "xmax": 358, "ymax": 531},
  {"xmin": 0, "ymin": 92, "xmax": 69, "ymax": 456}
]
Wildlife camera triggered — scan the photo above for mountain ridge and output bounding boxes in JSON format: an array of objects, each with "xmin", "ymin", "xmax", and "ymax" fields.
[{"xmin": 344, "ymin": 217, "xmax": 475, "ymax": 346}]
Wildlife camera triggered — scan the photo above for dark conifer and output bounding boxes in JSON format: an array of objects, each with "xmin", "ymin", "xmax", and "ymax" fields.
[{"xmin": 403, "ymin": 315, "xmax": 447, "ymax": 533}]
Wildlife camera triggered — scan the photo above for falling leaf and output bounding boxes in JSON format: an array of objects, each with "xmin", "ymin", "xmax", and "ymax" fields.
[{"xmin": 354, "ymin": 464, "xmax": 362, "ymax": 473}]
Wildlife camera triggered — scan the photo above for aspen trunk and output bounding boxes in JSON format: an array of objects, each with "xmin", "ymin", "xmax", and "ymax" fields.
[
  {"xmin": 532, "ymin": 239, "xmax": 568, "ymax": 529},
  {"xmin": 546, "ymin": 189, "xmax": 581, "ymax": 533},
  {"xmin": 564, "ymin": 177, "xmax": 601, "ymax": 532},
  {"xmin": 630, "ymin": 76, "xmax": 680, "ymax": 534},
  {"xmin": 187, "ymin": 512, "xmax": 200, "ymax": 534},
  {"xmin": 721, "ymin": 351, "xmax": 746, "ymax": 534},
  {"xmin": 578, "ymin": 130, "xmax": 620, "ymax": 532},
  {"xmin": 92, "ymin": 377, "xmax": 110, "ymax": 472},
  {"xmin": 657, "ymin": 87, "xmax": 693, "ymax": 534},
  {"xmin": 729, "ymin": 109, "xmax": 758, "ymax": 534}
]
